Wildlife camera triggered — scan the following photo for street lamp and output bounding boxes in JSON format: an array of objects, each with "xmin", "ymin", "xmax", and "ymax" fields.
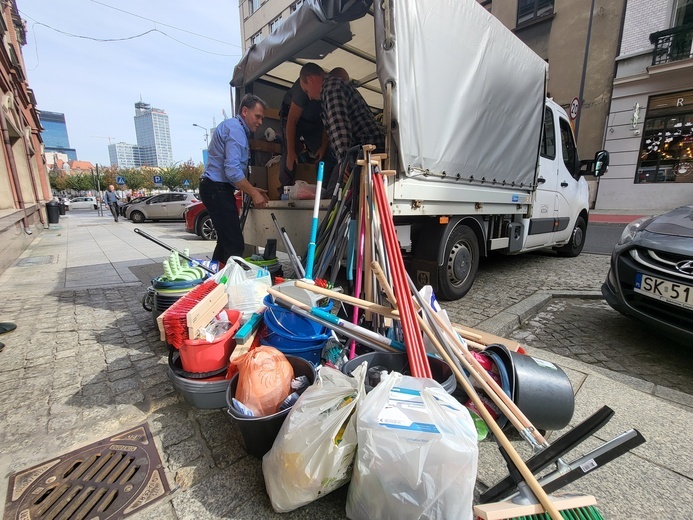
[{"xmin": 192, "ymin": 124, "xmax": 209, "ymax": 148}]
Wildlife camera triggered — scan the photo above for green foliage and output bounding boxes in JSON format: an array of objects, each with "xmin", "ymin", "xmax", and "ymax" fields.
[
  {"xmin": 121, "ymin": 168, "xmax": 149, "ymax": 191},
  {"xmin": 178, "ymin": 160, "xmax": 203, "ymax": 190},
  {"xmin": 158, "ymin": 166, "xmax": 183, "ymax": 190},
  {"xmin": 66, "ymin": 173, "xmax": 93, "ymax": 192}
]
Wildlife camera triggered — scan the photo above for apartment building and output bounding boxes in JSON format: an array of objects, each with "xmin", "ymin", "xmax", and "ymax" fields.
[
  {"xmin": 598, "ymin": 0, "xmax": 693, "ymax": 210},
  {"xmin": 0, "ymin": 0, "xmax": 52, "ymax": 273}
]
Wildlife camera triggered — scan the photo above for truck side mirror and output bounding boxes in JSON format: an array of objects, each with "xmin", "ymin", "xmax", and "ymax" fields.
[{"xmin": 594, "ymin": 150, "xmax": 609, "ymax": 177}]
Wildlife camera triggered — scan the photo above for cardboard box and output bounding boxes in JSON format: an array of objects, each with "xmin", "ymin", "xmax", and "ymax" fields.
[{"xmin": 267, "ymin": 162, "xmax": 317, "ymax": 199}]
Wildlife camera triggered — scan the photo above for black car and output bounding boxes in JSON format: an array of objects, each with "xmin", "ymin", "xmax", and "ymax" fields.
[{"xmin": 602, "ymin": 204, "xmax": 693, "ymax": 344}]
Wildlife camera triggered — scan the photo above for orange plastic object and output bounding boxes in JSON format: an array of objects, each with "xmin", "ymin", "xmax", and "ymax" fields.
[{"xmin": 179, "ymin": 309, "xmax": 242, "ymax": 373}]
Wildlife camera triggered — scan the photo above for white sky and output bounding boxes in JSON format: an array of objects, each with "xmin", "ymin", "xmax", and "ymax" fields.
[{"xmin": 19, "ymin": 0, "xmax": 244, "ymax": 167}]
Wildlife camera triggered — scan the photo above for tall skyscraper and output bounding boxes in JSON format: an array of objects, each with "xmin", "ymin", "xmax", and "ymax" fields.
[
  {"xmin": 108, "ymin": 142, "xmax": 141, "ymax": 169},
  {"xmin": 39, "ymin": 111, "xmax": 77, "ymax": 161},
  {"xmin": 134, "ymin": 101, "xmax": 172, "ymax": 167}
]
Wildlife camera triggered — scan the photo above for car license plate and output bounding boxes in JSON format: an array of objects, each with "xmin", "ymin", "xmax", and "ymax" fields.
[{"xmin": 634, "ymin": 273, "xmax": 693, "ymax": 310}]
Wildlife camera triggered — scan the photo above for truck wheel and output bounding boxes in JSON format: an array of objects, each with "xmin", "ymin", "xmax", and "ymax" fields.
[
  {"xmin": 197, "ymin": 215, "xmax": 217, "ymax": 240},
  {"xmin": 130, "ymin": 211, "xmax": 145, "ymax": 224},
  {"xmin": 555, "ymin": 216, "xmax": 586, "ymax": 257},
  {"xmin": 438, "ymin": 225, "xmax": 479, "ymax": 300}
]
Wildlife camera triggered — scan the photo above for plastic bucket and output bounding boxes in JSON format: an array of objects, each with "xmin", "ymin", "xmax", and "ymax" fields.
[
  {"xmin": 225, "ymin": 355, "xmax": 317, "ymax": 458},
  {"xmin": 341, "ymin": 351, "xmax": 457, "ymax": 394},
  {"xmin": 483, "ymin": 344, "xmax": 574, "ymax": 431},
  {"xmin": 168, "ymin": 353, "xmax": 230, "ymax": 409},
  {"xmin": 261, "ymin": 295, "xmax": 331, "ymax": 364},
  {"xmin": 179, "ymin": 309, "xmax": 242, "ymax": 373}
]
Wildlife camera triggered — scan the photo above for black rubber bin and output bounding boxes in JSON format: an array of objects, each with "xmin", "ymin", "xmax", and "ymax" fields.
[
  {"xmin": 342, "ymin": 351, "xmax": 456, "ymax": 394},
  {"xmin": 46, "ymin": 200, "xmax": 60, "ymax": 224},
  {"xmin": 226, "ymin": 355, "xmax": 317, "ymax": 459}
]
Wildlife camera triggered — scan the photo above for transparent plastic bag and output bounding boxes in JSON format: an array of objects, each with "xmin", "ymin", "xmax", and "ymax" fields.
[
  {"xmin": 287, "ymin": 180, "xmax": 317, "ymax": 200},
  {"xmin": 262, "ymin": 364, "xmax": 367, "ymax": 512},
  {"xmin": 346, "ymin": 371, "xmax": 479, "ymax": 520},
  {"xmin": 215, "ymin": 256, "xmax": 271, "ymax": 319}
]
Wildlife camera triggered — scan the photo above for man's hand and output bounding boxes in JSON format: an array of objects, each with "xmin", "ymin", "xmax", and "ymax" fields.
[{"xmin": 251, "ymin": 188, "xmax": 269, "ymax": 208}]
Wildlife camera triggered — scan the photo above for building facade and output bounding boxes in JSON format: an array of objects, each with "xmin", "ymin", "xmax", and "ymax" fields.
[
  {"xmin": 598, "ymin": 0, "xmax": 693, "ymax": 210},
  {"xmin": 38, "ymin": 110, "xmax": 77, "ymax": 161},
  {"xmin": 108, "ymin": 142, "xmax": 141, "ymax": 169},
  {"xmin": 134, "ymin": 101, "xmax": 172, "ymax": 167},
  {"xmin": 0, "ymin": 1, "xmax": 52, "ymax": 273}
]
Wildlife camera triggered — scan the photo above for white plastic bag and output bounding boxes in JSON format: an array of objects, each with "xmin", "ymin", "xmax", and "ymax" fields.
[
  {"xmin": 287, "ymin": 180, "xmax": 317, "ymax": 200},
  {"xmin": 262, "ymin": 364, "xmax": 367, "ymax": 513},
  {"xmin": 215, "ymin": 256, "xmax": 270, "ymax": 319},
  {"xmin": 346, "ymin": 372, "xmax": 478, "ymax": 520}
]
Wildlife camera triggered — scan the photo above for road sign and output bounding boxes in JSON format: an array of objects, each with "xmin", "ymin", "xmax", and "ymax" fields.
[
  {"xmin": 569, "ymin": 97, "xmax": 580, "ymax": 120},
  {"xmin": 116, "ymin": 176, "xmax": 125, "ymax": 185},
  {"xmin": 153, "ymin": 175, "xmax": 162, "ymax": 185},
  {"xmin": 183, "ymin": 179, "xmax": 190, "ymax": 186}
]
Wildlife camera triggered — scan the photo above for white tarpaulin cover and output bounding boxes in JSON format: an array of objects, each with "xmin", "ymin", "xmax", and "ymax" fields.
[
  {"xmin": 231, "ymin": 0, "xmax": 547, "ymax": 189},
  {"xmin": 375, "ymin": 0, "xmax": 547, "ymax": 187}
]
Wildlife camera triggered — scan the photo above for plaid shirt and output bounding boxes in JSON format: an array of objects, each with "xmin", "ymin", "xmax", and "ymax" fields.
[{"xmin": 320, "ymin": 75, "xmax": 385, "ymax": 162}]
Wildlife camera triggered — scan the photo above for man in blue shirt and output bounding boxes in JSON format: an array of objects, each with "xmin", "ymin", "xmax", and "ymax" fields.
[{"xmin": 199, "ymin": 94, "xmax": 269, "ymax": 264}]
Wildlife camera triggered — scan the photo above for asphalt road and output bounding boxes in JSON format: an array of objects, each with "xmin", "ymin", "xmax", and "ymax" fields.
[{"xmin": 584, "ymin": 222, "xmax": 626, "ymax": 255}]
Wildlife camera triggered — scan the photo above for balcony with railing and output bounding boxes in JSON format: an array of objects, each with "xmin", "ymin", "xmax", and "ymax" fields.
[{"xmin": 650, "ymin": 24, "xmax": 693, "ymax": 66}]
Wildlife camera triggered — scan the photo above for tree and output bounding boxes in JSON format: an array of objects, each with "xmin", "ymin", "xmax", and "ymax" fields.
[
  {"xmin": 158, "ymin": 165, "xmax": 183, "ymax": 191},
  {"xmin": 122, "ymin": 168, "xmax": 149, "ymax": 192},
  {"xmin": 178, "ymin": 160, "xmax": 203, "ymax": 190},
  {"xmin": 66, "ymin": 173, "xmax": 93, "ymax": 193}
]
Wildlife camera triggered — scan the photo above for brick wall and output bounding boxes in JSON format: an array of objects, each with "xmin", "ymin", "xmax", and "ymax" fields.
[{"xmin": 620, "ymin": 0, "xmax": 671, "ymax": 56}]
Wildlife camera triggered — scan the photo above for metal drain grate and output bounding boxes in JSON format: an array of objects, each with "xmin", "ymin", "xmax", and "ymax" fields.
[{"xmin": 4, "ymin": 424, "xmax": 170, "ymax": 520}]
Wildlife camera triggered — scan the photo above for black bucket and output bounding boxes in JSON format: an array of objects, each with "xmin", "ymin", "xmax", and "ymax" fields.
[
  {"xmin": 341, "ymin": 351, "xmax": 456, "ymax": 394},
  {"xmin": 225, "ymin": 355, "xmax": 317, "ymax": 459},
  {"xmin": 483, "ymin": 344, "xmax": 574, "ymax": 432}
]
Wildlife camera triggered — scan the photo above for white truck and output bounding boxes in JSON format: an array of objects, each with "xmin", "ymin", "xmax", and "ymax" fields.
[{"xmin": 231, "ymin": 0, "xmax": 608, "ymax": 300}]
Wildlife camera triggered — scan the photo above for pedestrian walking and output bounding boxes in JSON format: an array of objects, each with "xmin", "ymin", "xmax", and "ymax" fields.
[{"xmin": 103, "ymin": 185, "xmax": 120, "ymax": 222}]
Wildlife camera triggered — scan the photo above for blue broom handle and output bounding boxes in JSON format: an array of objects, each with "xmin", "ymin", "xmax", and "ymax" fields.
[{"xmin": 304, "ymin": 161, "xmax": 324, "ymax": 280}]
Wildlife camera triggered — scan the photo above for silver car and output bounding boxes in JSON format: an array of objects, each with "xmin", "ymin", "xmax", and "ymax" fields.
[{"xmin": 125, "ymin": 192, "xmax": 198, "ymax": 223}]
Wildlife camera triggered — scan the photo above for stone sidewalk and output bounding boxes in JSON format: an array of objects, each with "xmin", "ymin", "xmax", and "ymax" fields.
[{"xmin": 0, "ymin": 210, "xmax": 691, "ymax": 519}]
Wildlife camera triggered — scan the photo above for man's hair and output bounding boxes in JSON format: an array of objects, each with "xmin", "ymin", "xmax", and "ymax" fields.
[
  {"xmin": 299, "ymin": 62, "xmax": 325, "ymax": 82},
  {"xmin": 239, "ymin": 93, "xmax": 267, "ymax": 112},
  {"xmin": 329, "ymin": 67, "xmax": 349, "ymax": 82}
]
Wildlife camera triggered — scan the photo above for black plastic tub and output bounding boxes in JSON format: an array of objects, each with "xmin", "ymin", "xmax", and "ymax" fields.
[
  {"xmin": 341, "ymin": 351, "xmax": 456, "ymax": 394},
  {"xmin": 225, "ymin": 355, "xmax": 317, "ymax": 459}
]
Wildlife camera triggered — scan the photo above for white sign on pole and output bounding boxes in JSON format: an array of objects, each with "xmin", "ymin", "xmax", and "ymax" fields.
[{"xmin": 570, "ymin": 97, "xmax": 580, "ymax": 120}]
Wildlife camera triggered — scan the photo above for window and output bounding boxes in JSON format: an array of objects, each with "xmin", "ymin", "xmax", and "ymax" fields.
[
  {"xmin": 559, "ymin": 118, "xmax": 578, "ymax": 177},
  {"xmin": 291, "ymin": 0, "xmax": 304, "ymax": 12},
  {"xmin": 673, "ymin": 0, "xmax": 693, "ymax": 27},
  {"xmin": 270, "ymin": 16, "xmax": 282, "ymax": 33},
  {"xmin": 249, "ymin": 0, "xmax": 260, "ymax": 15},
  {"xmin": 541, "ymin": 108, "xmax": 556, "ymax": 159},
  {"xmin": 636, "ymin": 93, "xmax": 693, "ymax": 184},
  {"xmin": 251, "ymin": 32, "xmax": 263, "ymax": 45},
  {"xmin": 480, "ymin": 0, "xmax": 492, "ymax": 12},
  {"xmin": 517, "ymin": 0, "xmax": 554, "ymax": 26}
]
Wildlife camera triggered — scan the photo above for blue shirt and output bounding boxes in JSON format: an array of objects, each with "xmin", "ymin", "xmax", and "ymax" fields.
[{"xmin": 202, "ymin": 115, "xmax": 250, "ymax": 185}]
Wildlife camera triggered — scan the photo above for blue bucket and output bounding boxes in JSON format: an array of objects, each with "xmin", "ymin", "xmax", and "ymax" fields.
[{"xmin": 261, "ymin": 295, "xmax": 331, "ymax": 364}]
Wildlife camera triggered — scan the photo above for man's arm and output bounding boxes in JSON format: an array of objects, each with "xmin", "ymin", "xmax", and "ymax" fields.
[
  {"xmin": 285, "ymin": 102, "xmax": 304, "ymax": 170},
  {"xmin": 322, "ymin": 82, "xmax": 351, "ymax": 162},
  {"xmin": 236, "ymin": 178, "xmax": 269, "ymax": 208}
]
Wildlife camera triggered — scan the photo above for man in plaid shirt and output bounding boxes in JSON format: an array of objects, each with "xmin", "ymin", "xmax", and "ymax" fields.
[{"xmin": 300, "ymin": 62, "xmax": 385, "ymax": 192}]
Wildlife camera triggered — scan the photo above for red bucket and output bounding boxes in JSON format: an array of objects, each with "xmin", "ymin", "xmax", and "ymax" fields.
[{"xmin": 180, "ymin": 309, "xmax": 242, "ymax": 373}]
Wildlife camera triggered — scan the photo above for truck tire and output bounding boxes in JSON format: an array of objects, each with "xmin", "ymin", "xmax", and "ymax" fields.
[
  {"xmin": 438, "ymin": 224, "xmax": 479, "ymax": 300},
  {"xmin": 555, "ymin": 216, "xmax": 586, "ymax": 257},
  {"xmin": 197, "ymin": 215, "xmax": 217, "ymax": 240}
]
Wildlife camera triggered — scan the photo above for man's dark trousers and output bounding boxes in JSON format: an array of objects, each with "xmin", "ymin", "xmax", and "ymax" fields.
[
  {"xmin": 199, "ymin": 178, "xmax": 244, "ymax": 264},
  {"xmin": 108, "ymin": 202, "xmax": 119, "ymax": 222}
]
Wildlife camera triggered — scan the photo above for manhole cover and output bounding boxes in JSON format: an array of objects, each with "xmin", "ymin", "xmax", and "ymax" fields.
[
  {"xmin": 4, "ymin": 424, "xmax": 170, "ymax": 520},
  {"xmin": 16, "ymin": 256, "xmax": 56, "ymax": 267}
]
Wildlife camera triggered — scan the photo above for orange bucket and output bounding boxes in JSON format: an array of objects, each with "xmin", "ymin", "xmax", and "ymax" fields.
[{"xmin": 180, "ymin": 309, "xmax": 242, "ymax": 373}]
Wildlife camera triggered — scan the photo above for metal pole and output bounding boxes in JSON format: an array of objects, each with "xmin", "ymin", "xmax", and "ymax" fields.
[
  {"xmin": 95, "ymin": 164, "xmax": 103, "ymax": 216},
  {"xmin": 574, "ymin": 0, "xmax": 596, "ymax": 140}
]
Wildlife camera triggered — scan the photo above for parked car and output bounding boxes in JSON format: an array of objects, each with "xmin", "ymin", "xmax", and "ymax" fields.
[
  {"xmin": 184, "ymin": 201, "xmax": 216, "ymax": 240},
  {"xmin": 125, "ymin": 192, "xmax": 198, "ymax": 223},
  {"xmin": 601, "ymin": 204, "xmax": 693, "ymax": 344},
  {"xmin": 69, "ymin": 196, "xmax": 98, "ymax": 210},
  {"xmin": 119, "ymin": 195, "xmax": 153, "ymax": 217},
  {"xmin": 183, "ymin": 195, "xmax": 244, "ymax": 240}
]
